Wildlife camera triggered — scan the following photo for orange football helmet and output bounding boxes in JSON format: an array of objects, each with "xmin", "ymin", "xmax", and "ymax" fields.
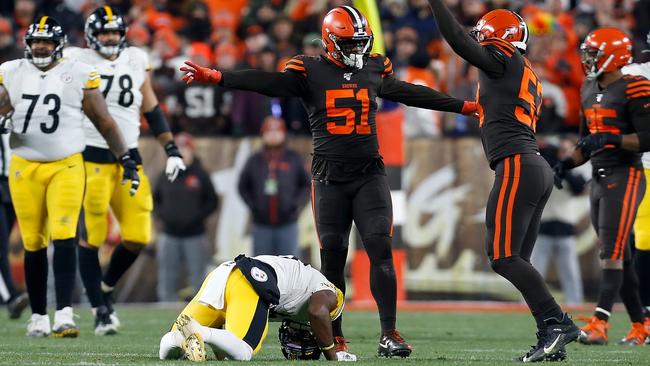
[
  {"xmin": 470, "ymin": 9, "xmax": 529, "ymax": 53},
  {"xmin": 321, "ymin": 6, "xmax": 373, "ymax": 69},
  {"xmin": 580, "ymin": 28, "xmax": 632, "ymax": 79}
]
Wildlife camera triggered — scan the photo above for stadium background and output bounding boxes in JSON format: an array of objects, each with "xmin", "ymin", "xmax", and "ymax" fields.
[{"xmin": 1, "ymin": 0, "xmax": 649, "ymax": 303}]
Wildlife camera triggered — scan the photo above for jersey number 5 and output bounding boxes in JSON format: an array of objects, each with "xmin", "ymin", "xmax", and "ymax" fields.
[
  {"xmin": 514, "ymin": 64, "xmax": 542, "ymax": 131},
  {"xmin": 20, "ymin": 94, "xmax": 60, "ymax": 134},
  {"xmin": 326, "ymin": 88, "xmax": 370, "ymax": 135}
]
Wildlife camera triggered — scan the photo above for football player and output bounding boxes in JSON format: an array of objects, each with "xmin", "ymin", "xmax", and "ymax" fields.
[
  {"xmin": 0, "ymin": 16, "xmax": 138, "ymax": 337},
  {"xmin": 426, "ymin": 1, "xmax": 580, "ymax": 361},
  {"xmin": 621, "ymin": 30, "xmax": 650, "ymax": 336},
  {"xmin": 64, "ymin": 6, "xmax": 186, "ymax": 335},
  {"xmin": 555, "ymin": 28, "xmax": 650, "ymax": 346},
  {"xmin": 159, "ymin": 255, "xmax": 355, "ymax": 362},
  {"xmin": 180, "ymin": 6, "xmax": 477, "ymax": 358}
]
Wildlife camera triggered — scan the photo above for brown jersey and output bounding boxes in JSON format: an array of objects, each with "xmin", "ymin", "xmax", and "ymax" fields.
[
  {"xmin": 580, "ymin": 75, "xmax": 650, "ymax": 168},
  {"xmin": 476, "ymin": 38, "xmax": 542, "ymax": 169}
]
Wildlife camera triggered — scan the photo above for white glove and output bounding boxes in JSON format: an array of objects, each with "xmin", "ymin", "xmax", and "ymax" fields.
[
  {"xmin": 165, "ymin": 156, "xmax": 186, "ymax": 182},
  {"xmin": 0, "ymin": 112, "xmax": 13, "ymax": 134},
  {"xmin": 336, "ymin": 351, "xmax": 357, "ymax": 362}
]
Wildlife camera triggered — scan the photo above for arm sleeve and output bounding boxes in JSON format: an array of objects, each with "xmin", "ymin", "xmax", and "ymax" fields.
[
  {"xmin": 379, "ymin": 76, "xmax": 465, "ymax": 113},
  {"xmin": 628, "ymin": 95, "xmax": 650, "ymax": 152},
  {"xmin": 427, "ymin": 0, "xmax": 505, "ymax": 75},
  {"xmin": 220, "ymin": 69, "xmax": 308, "ymax": 97}
]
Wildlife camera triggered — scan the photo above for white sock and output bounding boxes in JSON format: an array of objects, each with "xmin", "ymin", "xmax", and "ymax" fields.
[
  {"xmin": 199, "ymin": 326, "xmax": 253, "ymax": 361},
  {"xmin": 159, "ymin": 331, "xmax": 184, "ymax": 360}
]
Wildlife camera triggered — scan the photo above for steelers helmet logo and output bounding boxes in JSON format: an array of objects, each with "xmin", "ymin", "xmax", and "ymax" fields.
[{"xmin": 251, "ymin": 267, "xmax": 268, "ymax": 282}]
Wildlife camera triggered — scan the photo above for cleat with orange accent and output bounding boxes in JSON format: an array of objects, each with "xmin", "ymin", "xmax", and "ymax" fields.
[
  {"xmin": 334, "ymin": 336, "xmax": 349, "ymax": 353},
  {"xmin": 578, "ymin": 316, "xmax": 608, "ymax": 345},
  {"xmin": 645, "ymin": 317, "xmax": 650, "ymax": 345},
  {"xmin": 618, "ymin": 322, "xmax": 648, "ymax": 346},
  {"xmin": 378, "ymin": 329, "xmax": 412, "ymax": 358}
]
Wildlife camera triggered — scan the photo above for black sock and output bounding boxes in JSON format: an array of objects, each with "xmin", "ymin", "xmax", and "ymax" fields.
[
  {"xmin": 53, "ymin": 239, "xmax": 77, "ymax": 310},
  {"xmin": 634, "ymin": 249, "xmax": 650, "ymax": 307},
  {"xmin": 102, "ymin": 243, "xmax": 139, "ymax": 288},
  {"xmin": 595, "ymin": 268, "xmax": 624, "ymax": 321},
  {"xmin": 24, "ymin": 249, "xmax": 48, "ymax": 315},
  {"xmin": 491, "ymin": 256, "xmax": 562, "ymax": 330},
  {"xmin": 320, "ymin": 246, "xmax": 348, "ymax": 337},
  {"xmin": 0, "ymin": 207, "xmax": 18, "ymax": 301},
  {"xmin": 364, "ymin": 235, "xmax": 397, "ymax": 333},
  {"xmin": 621, "ymin": 261, "xmax": 645, "ymax": 323},
  {"xmin": 78, "ymin": 245, "xmax": 104, "ymax": 308}
]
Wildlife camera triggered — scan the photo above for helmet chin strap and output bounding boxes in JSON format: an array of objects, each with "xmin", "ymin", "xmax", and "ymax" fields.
[{"xmin": 588, "ymin": 54, "xmax": 614, "ymax": 81}]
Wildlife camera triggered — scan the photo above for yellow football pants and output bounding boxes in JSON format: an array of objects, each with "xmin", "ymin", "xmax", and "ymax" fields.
[
  {"xmin": 9, "ymin": 153, "xmax": 85, "ymax": 252},
  {"xmin": 83, "ymin": 161, "xmax": 153, "ymax": 247},
  {"xmin": 175, "ymin": 268, "xmax": 269, "ymax": 355},
  {"xmin": 634, "ymin": 168, "xmax": 650, "ymax": 250}
]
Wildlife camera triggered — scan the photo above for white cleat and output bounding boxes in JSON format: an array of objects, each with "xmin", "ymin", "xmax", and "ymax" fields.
[
  {"xmin": 52, "ymin": 306, "xmax": 79, "ymax": 338},
  {"xmin": 26, "ymin": 313, "xmax": 51, "ymax": 337},
  {"xmin": 175, "ymin": 314, "xmax": 207, "ymax": 362},
  {"xmin": 94, "ymin": 306, "xmax": 117, "ymax": 336},
  {"xmin": 109, "ymin": 311, "xmax": 121, "ymax": 329}
]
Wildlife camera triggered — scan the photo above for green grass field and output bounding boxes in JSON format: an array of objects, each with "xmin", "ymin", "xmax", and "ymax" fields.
[{"xmin": 0, "ymin": 307, "xmax": 648, "ymax": 365}]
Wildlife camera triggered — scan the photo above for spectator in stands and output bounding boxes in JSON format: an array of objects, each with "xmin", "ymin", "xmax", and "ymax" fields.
[
  {"xmin": 154, "ymin": 133, "xmax": 218, "ymax": 302},
  {"xmin": 271, "ymin": 16, "xmax": 298, "ymax": 59},
  {"xmin": 0, "ymin": 17, "xmax": 21, "ymax": 64},
  {"xmin": 532, "ymin": 137, "xmax": 586, "ymax": 305},
  {"xmin": 180, "ymin": 1, "xmax": 212, "ymax": 42},
  {"xmin": 238, "ymin": 117, "xmax": 310, "ymax": 257}
]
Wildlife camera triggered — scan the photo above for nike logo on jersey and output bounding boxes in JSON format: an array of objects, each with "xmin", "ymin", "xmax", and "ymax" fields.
[{"xmin": 543, "ymin": 335, "xmax": 561, "ymax": 354}]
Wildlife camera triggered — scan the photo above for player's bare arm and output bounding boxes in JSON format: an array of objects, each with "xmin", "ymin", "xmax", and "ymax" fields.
[
  {"xmin": 141, "ymin": 72, "xmax": 173, "ymax": 145},
  {"xmin": 307, "ymin": 290, "xmax": 339, "ymax": 361},
  {"xmin": 426, "ymin": 0, "xmax": 505, "ymax": 75},
  {"xmin": 0, "ymin": 85, "xmax": 12, "ymax": 115}
]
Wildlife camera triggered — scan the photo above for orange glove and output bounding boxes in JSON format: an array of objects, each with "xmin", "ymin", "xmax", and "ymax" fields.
[
  {"xmin": 180, "ymin": 60, "xmax": 222, "ymax": 85},
  {"xmin": 461, "ymin": 101, "xmax": 478, "ymax": 116}
]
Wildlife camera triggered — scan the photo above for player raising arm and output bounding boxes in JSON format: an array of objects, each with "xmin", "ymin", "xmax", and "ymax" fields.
[
  {"xmin": 426, "ymin": 0, "xmax": 580, "ymax": 361},
  {"xmin": 0, "ymin": 16, "xmax": 137, "ymax": 338},
  {"xmin": 180, "ymin": 5, "xmax": 476, "ymax": 359}
]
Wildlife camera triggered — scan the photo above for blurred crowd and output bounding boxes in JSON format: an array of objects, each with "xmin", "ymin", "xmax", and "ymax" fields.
[{"xmin": 0, "ymin": 0, "xmax": 649, "ymax": 137}]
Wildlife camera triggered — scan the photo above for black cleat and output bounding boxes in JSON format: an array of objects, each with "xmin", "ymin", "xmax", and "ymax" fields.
[
  {"xmin": 377, "ymin": 330, "xmax": 412, "ymax": 358},
  {"xmin": 544, "ymin": 313, "xmax": 580, "ymax": 355},
  {"xmin": 7, "ymin": 293, "xmax": 29, "ymax": 319},
  {"xmin": 102, "ymin": 290, "xmax": 114, "ymax": 314},
  {"xmin": 516, "ymin": 331, "xmax": 549, "ymax": 362},
  {"xmin": 94, "ymin": 305, "xmax": 117, "ymax": 336},
  {"xmin": 545, "ymin": 346, "xmax": 567, "ymax": 362}
]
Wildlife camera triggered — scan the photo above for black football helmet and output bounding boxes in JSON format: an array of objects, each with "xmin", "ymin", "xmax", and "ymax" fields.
[
  {"xmin": 85, "ymin": 6, "xmax": 127, "ymax": 58},
  {"xmin": 278, "ymin": 321, "xmax": 321, "ymax": 360},
  {"xmin": 24, "ymin": 16, "xmax": 67, "ymax": 68}
]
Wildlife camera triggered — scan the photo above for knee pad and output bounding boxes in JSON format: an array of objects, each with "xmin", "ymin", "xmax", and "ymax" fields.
[
  {"xmin": 319, "ymin": 233, "xmax": 348, "ymax": 252},
  {"xmin": 490, "ymin": 256, "xmax": 519, "ymax": 275},
  {"xmin": 23, "ymin": 234, "xmax": 48, "ymax": 252},
  {"xmin": 362, "ymin": 235, "xmax": 393, "ymax": 263},
  {"xmin": 362, "ymin": 216, "xmax": 392, "ymax": 238}
]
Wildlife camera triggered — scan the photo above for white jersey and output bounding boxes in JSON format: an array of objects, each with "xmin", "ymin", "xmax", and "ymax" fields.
[
  {"xmin": 64, "ymin": 46, "xmax": 149, "ymax": 149},
  {"xmin": 622, "ymin": 62, "xmax": 650, "ymax": 169},
  {"xmin": 0, "ymin": 58, "xmax": 99, "ymax": 161},
  {"xmin": 198, "ymin": 255, "xmax": 344, "ymax": 321}
]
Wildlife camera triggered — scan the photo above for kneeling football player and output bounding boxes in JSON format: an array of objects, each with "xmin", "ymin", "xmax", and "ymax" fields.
[{"xmin": 159, "ymin": 255, "xmax": 356, "ymax": 361}]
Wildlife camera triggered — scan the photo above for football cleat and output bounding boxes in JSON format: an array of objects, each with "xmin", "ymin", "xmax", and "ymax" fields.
[
  {"xmin": 175, "ymin": 314, "xmax": 207, "ymax": 362},
  {"xmin": 543, "ymin": 313, "xmax": 580, "ymax": 354},
  {"xmin": 545, "ymin": 346, "xmax": 567, "ymax": 362},
  {"xmin": 377, "ymin": 330, "xmax": 412, "ymax": 358},
  {"xmin": 335, "ymin": 336, "xmax": 349, "ymax": 353},
  {"xmin": 578, "ymin": 316, "xmax": 608, "ymax": 345},
  {"xmin": 52, "ymin": 306, "xmax": 79, "ymax": 338},
  {"xmin": 618, "ymin": 322, "xmax": 648, "ymax": 346},
  {"xmin": 7, "ymin": 293, "xmax": 29, "ymax": 319},
  {"xmin": 26, "ymin": 313, "xmax": 51, "ymax": 337},
  {"xmin": 94, "ymin": 305, "xmax": 117, "ymax": 336},
  {"xmin": 645, "ymin": 317, "xmax": 650, "ymax": 345}
]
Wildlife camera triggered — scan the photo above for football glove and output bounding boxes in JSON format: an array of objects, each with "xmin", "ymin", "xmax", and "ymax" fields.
[
  {"xmin": 552, "ymin": 158, "xmax": 576, "ymax": 190},
  {"xmin": 180, "ymin": 60, "xmax": 222, "ymax": 85},
  {"xmin": 164, "ymin": 141, "xmax": 186, "ymax": 182},
  {"xmin": 461, "ymin": 101, "xmax": 478, "ymax": 117},
  {"xmin": 336, "ymin": 351, "xmax": 357, "ymax": 362},
  {"xmin": 120, "ymin": 152, "xmax": 140, "ymax": 196},
  {"xmin": 576, "ymin": 133, "xmax": 622, "ymax": 158},
  {"xmin": 0, "ymin": 111, "xmax": 13, "ymax": 134}
]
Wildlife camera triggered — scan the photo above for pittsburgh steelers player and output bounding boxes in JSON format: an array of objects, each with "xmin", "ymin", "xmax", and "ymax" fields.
[
  {"xmin": 0, "ymin": 16, "xmax": 138, "ymax": 337},
  {"xmin": 64, "ymin": 6, "xmax": 186, "ymax": 335},
  {"xmin": 159, "ymin": 255, "xmax": 356, "ymax": 362}
]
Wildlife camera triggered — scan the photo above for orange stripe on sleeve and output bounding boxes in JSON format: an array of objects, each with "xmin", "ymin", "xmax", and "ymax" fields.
[
  {"xmin": 626, "ymin": 86, "xmax": 650, "ymax": 95},
  {"xmin": 627, "ymin": 80, "xmax": 650, "ymax": 88},
  {"xmin": 493, "ymin": 157, "xmax": 511, "ymax": 260},
  {"xmin": 628, "ymin": 92, "xmax": 650, "ymax": 99},
  {"xmin": 504, "ymin": 154, "xmax": 521, "ymax": 258},
  {"xmin": 289, "ymin": 58, "xmax": 304, "ymax": 64},
  {"xmin": 618, "ymin": 170, "xmax": 642, "ymax": 259},
  {"xmin": 384, "ymin": 58, "xmax": 391, "ymax": 65},
  {"xmin": 612, "ymin": 168, "xmax": 635, "ymax": 259},
  {"xmin": 285, "ymin": 65, "xmax": 306, "ymax": 73}
]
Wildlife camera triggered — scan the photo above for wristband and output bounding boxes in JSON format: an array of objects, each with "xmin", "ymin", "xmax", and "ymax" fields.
[{"xmin": 320, "ymin": 343, "xmax": 335, "ymax": 351}]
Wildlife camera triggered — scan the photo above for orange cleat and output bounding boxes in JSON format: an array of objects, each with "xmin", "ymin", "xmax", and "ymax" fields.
[
  {"xmin": 334, "ymin": 336, "xmax": 349, "ymax": 353},
  {"xmin": 618, "ymin": 322, "xmax": 649, "ymax": 346},
  {"xmin": 578, "ymin": 316, "xmax": 609, "ymax": 345}
]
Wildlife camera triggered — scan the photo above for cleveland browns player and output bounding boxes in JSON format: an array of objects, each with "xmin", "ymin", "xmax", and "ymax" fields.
[
  {"xmin": 426, "ymin": 1, "xmax": 579, "ymax": 361},
  {"xmin": 554, "ymin": 28, "xmax": 650, "ymax": 346},
  {"xmin": 180, "ymin": 5, "xmax": 476, "ymax": 358}
]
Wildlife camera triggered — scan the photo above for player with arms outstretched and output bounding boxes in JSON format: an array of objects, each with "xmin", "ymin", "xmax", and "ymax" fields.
[
  {"xmin": 180, "ymin": 5, "xmax": 476, "ymax": 358},
  {"xmin": 64, "ymin": 6, "xmax": 186, "ymax": 335},
  {"xmin": 159, "ymin": 255, "xmax": 354, "ymax": 362},
  {"xmin": 0, "ymin": 16, "xmax": 138, "ymax": 337},
  {"xmin": 554, "ymin": 28, "xmax": 650, "ymax": 346},
  {"xmin": 426, "ymin": 1, "xmax": 580, "ymax": 361}
]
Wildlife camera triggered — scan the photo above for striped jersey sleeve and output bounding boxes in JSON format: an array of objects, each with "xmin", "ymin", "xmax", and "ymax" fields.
[
  {"xmin": 284, "ymin": 56, "xmax": 307, "ymax": 77},
  {"xmin": 626, "ymin": 77, "xmax": 650, "ymax": 100}
]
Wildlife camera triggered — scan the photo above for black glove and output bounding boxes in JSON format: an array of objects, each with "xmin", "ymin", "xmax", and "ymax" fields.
[
  {"xmin": 120, "ymin": 152, "xmax": 140, "ymax": 196},
  {"xmin": 576, "ymin": 133, "xmax": 622, "ymax": 158},
  {"xmin": 552, "ymin": 158, "xmax": 576, "ymax": 189}
]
